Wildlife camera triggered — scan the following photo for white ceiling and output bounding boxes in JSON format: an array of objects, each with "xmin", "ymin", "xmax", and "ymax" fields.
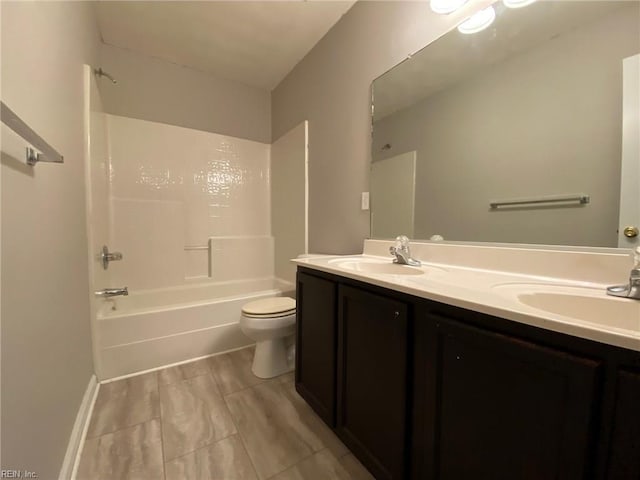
[{"xmin": 96, "ymin": 1, "xmax": 355, "ymax": 91}]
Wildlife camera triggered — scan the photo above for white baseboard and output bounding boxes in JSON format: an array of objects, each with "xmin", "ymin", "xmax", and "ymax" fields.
[{"xmin": 58, "ymin": 375, "xmax": 100, "ymax": 480}]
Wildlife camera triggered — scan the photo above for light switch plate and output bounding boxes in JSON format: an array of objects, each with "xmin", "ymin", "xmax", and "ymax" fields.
[{"xmin": 361, "ymin": 192, "xmax": 370, "ymax": 210}]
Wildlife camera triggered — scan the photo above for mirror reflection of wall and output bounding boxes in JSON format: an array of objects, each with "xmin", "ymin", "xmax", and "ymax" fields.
[
  {"xmin": 371, "ymin": 1, "xmax": 640, "ymax": 248},
  {"xmin": 371, "ymin": 151, "xmax": 416, "ymax": 238}
]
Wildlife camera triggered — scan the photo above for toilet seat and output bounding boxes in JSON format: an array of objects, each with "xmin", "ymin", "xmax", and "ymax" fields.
[
  {"xmin": 240, "ymin": 311, "xmax": 296, "ymax": 331},
  {"xmin": 243, "ymin": 310, "xmax": 296, "ymax": 319},
  {"xmin": 242, "ymin": 297, "xmax": 296, "ymax": 318}
]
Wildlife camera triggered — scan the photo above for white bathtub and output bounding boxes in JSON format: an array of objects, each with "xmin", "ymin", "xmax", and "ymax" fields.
[{"xmin": 95, "ymin": 277, "xmax": 294, "ymax": 380}]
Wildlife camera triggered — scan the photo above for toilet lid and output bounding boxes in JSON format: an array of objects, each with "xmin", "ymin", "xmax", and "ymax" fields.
[{"xmin": 242, "ymin": 297, "xmax": 296, "ymax": 316}]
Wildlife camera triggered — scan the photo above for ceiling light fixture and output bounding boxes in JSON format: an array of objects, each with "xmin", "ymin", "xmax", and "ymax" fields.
[
  {"xmin": 457, "ymin": 5, "xmax": 496, "ymax": 34},
  {"xmin": 503, "ymin": 0, "xmax": 537, "ymax": 9},
  {"xmin": 430, "ymin": 0, "xmax": 469, "ymax": 15}
]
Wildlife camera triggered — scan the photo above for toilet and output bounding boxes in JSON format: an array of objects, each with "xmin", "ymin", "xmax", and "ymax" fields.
[{"xmin": 239, "ymin": 296, "xmax": 296, "ymax": 379}]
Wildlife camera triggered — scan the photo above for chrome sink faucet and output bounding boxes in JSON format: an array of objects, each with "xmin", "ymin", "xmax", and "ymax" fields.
[
  {"xmin": 389, "ymin": 235, "xmax": 422, "ymax": 266},
  {"xmin": 607, "ymin": 247, "xmax": 640, "ymax": 300}
]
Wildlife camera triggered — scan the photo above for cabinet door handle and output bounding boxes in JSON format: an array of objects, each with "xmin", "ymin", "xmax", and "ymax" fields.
[{"xmin": 394, "ymin": 311, "xmax": 400, "ymax": 318}]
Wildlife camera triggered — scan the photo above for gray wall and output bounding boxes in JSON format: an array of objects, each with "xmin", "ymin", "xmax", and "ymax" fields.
[
  {"xmin": 101, "ymin": 44, "xmax": 271, "ymax": 143},
  {"xmin": 1, "ymin": 2, "xmax": 100, "ymax": 477},
  {"xmin": 271, "ymin": 0, "xmax": 491, "ymax": 254},
  {"xmin": 373, "ymin": 6, "xmax": 639, "ymax": 247}
]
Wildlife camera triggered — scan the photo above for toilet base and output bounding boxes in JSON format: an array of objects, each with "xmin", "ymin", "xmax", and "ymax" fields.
[{"xmin": 251, "ymin": 337, "xmax": 294, "ymax": 379}]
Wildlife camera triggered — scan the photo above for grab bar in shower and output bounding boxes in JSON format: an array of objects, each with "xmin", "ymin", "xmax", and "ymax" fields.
[
  {"xmin": 489, "ymin": 194, "xmax": 590, "ymax": 210},
  {"xmin": 1, "ymin": 101, "xmax": 64, "ymax": 166}
]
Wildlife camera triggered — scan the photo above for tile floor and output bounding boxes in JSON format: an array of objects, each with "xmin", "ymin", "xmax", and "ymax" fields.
[{"xmin": 77, "ymin": 346, "xmax": 374, "ymax": 480}]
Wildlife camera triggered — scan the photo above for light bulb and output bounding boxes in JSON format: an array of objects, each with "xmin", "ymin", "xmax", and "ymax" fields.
[
  {"xmin": 457, "ymin": 5, "xmax": 496, "ymax": 34},
  {"xmin": 430, "ymin": 0, "xmax": 469, "ymax": 15}
]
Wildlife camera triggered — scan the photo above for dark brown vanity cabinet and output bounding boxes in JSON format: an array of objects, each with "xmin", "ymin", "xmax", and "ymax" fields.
[
  {"xmin": 295, "ymin": 267, "xmax": 640, "ymax": 480},
  {"xmin": 606, "ymin": 368, "xmax": 640, "ymax": 479},
  {"xmin": 336, "ymin": 285, "xmax": 410, "ymax": 480},
  {"xmin": 295, "ymin": 269, "xmax": 410, "ymax": 479},
  {"xmin": 413, "ymin": 311, "xmax": 602, "ymax": 480},
  {"xmin": 295, "ymin": 271, "xmax": 338, "ymax": 426}
]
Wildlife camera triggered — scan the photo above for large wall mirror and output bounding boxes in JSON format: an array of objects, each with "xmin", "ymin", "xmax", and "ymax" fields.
[{"xmin": 371, "ymin": 1, "xmax": 639, "ymax": 249}]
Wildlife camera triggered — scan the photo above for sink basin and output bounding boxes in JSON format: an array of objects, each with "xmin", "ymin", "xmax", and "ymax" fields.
[
  {"xmin": 338, "ymin": 262, "xmax": 425, "ymax": 275},
  {"xmin": 518, "ymin": 292, "xmax": 640, "ymax": 331},
  {"xmin": 327, "ymin": 257, "xmax": 432, "ymax": 276},
  {"xmin": 494, "ymin": 283, "xmax": 640, "ymax": 331}
]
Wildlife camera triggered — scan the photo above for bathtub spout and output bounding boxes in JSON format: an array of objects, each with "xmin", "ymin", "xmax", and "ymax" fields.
[{"xmin": 95, "ymin": 287, "xmax": 128, "ymax": 298}]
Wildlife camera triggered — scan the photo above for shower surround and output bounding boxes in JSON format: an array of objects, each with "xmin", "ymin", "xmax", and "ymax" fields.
[
  {"xmin": 88, "ymin": 112, "xmax": 291, "ymax": 379},
  {"xmin": 107, "ymin": 114, "xmax": 273, "ymax": 289}
]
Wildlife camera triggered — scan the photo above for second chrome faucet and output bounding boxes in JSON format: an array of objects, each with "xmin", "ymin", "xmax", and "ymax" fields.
[{"xmin": 607, "ymin": 246, "xmax": 640, "ymax": 300}]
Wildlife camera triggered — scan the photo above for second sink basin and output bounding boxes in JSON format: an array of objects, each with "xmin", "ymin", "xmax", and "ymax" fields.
[{"xmin": 494, "ymin": 283, "xmax": 640, "ymax": 332}]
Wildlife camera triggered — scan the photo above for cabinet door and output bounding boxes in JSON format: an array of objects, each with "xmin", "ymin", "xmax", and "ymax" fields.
[
  {"xmin": 606, "ymin": 368, "xmax": 640, "ymax": 479},
  {"xmin": 337, "ymin": 285, "xmax": 409, "ymax": 480},
  {"xmin": 417, "ymin": 313, "xmax": 601, "ymax": 480},
  {"xmin": 295, "ymin": 271, "xmax": 338, "ymax": 426}
]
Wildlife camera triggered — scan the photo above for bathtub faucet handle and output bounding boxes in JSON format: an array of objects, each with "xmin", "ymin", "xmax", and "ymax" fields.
[
  {"xmin": 95, "ymin": 287, "xmax": 128, "ymax": 298},
  {"xmin": 100, "ymin": 245, "xmax": 123, "ymax": 270}
]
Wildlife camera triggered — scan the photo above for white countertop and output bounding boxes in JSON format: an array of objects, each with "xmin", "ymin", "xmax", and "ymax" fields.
[{"xmin": 293, "ymin": 251, "xmax": 640, "ymax": 352}]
